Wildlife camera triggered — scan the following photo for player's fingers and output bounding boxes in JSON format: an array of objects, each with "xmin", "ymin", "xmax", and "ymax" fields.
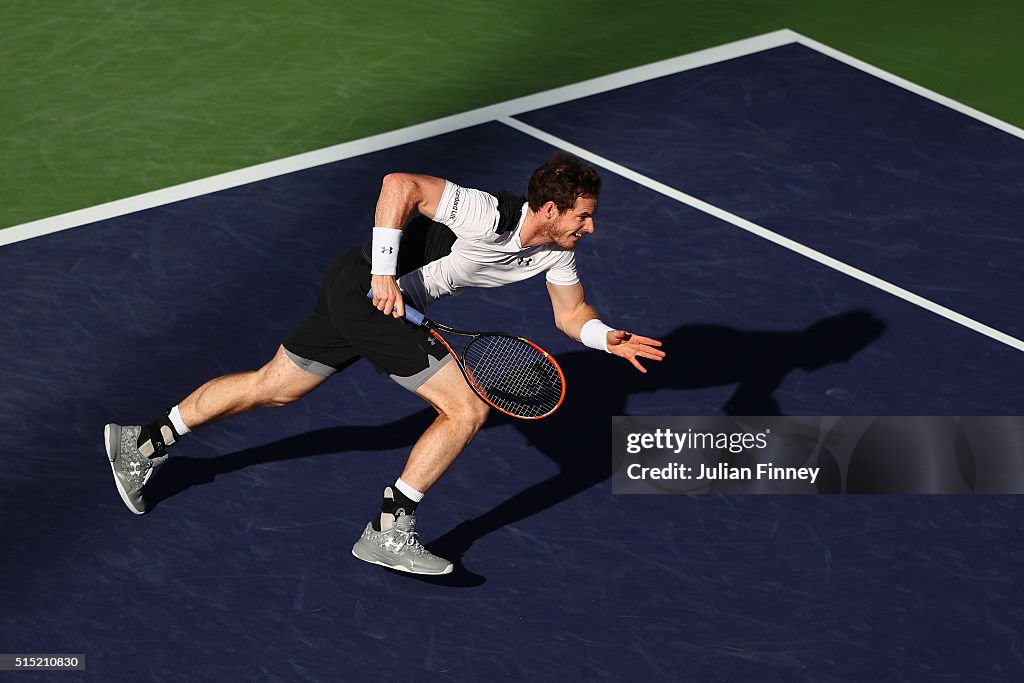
[
  {"xmin": 630, "ymin": 335, "xmax": 663, "ymax": 347},
  {"xmin": 629, "ymin": 356, "xmax": 648, "ymax": 373},
  {"xmin": 622, "ymin": 336, "xmax": 665, "ymax": 354},
  {"xmin": 370, "ymin": 276, "xmax": 402, "ymax": 316},
  {"xmin": 378, "ymin": 289, "xmax": 399, "ymax": 315}
]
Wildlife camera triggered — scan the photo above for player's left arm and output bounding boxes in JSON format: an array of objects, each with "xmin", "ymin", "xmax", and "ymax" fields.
[{"xmin": 546, "ymin": 281, "xmax": 665, "ymax": 373}]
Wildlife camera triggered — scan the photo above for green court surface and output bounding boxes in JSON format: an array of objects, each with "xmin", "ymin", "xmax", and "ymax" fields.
[{"xmin": 2, "ymin": 1, "xmax": 1022, "ymax": 231}]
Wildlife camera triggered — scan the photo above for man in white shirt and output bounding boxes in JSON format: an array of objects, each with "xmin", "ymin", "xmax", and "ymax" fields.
[{"xmin": 104, "ymin": 153, "xmax": 665, "ymax": 575}]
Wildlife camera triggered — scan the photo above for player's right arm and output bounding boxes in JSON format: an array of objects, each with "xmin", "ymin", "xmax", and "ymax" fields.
[
  {"xmin": 547, "ymin": 280, "xmax": 666, "ymax": 373},
  {"xmin": 370, "ymin": 173, "xmax": 447, "ymax": 318}
]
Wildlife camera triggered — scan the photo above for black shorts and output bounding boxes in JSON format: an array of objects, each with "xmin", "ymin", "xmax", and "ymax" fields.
[{"xmin": 282, "ymin": 246, "xmax": 448, "ymax": 383}]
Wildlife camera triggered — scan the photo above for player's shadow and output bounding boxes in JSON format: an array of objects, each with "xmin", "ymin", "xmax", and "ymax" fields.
[
  {"xmin": 147, "ymin": 309, "xmax": 884, "ymax": 585},
  {"xmin": 425, "ymin": 309, "xmax": 886, "ymax": 568},
  {"xmin": 144, "ymin": 411, "xmax": 437, "ymax": 511}
]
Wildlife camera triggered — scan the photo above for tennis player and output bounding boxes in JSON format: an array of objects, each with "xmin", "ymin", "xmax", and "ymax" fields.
[{"xmin": 104, "ymin": 152, "xmax": 665, "ymax": 575}]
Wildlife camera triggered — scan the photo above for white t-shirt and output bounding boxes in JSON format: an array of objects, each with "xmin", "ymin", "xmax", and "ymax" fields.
[{"xmin": 397, "ymin": 181, "xmax": 579, "ymax": 311}]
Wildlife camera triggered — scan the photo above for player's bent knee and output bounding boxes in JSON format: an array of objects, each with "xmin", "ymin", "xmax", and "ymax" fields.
[
  {"xmin": 249, "ymin": 348, "xmax": 327, "ymax": 409},
  {"xmin": 249, "ymin": 376, "xmax": 309, "ymax": 409},
  {"xmin": 415, "ymin": 359, "xmax": 488, "ymax": 428},
  {"xmin": 470, "ymin": 399, "xmax": 490, "ymax": 426},
  {"xmin": 449, "ymin": 396, "xmax": 489, "ymax": 430},
  {"xmin": 429, "ymin": 388, "xmax": 488, "ymax": 428}
]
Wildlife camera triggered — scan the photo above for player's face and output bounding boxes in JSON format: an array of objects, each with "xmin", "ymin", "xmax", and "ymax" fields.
[{"xmin": 549, "ymin": 195, "xmax": 598, "ymax": 250}]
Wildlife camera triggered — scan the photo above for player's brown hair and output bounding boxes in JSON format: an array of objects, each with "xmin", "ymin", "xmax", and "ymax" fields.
[{"xmin": 526, "ymin": 152, "xmax": 601, "ymax": 212}]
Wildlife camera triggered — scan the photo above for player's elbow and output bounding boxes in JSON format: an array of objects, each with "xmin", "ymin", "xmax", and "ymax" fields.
[
  {"xmin": 552, "ymin": 312, "xmax": 569, "ymax": 337},
  {"xmin": 553, "ymin": 313, "xmax": 580, "ymax": 341},
  {"xmin": 553, "ymin": 303, "xmax": 593, "ymax": 341},
  {"xmin": 381, "ymin": 172, "xmax": 431, "ymax": 216},
  {"xmin": 380, "ymin": 172, "xmax": 415, "ymax": 197}
]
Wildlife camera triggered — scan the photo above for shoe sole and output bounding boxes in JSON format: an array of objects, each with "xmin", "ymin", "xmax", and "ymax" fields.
[
  {"xmin": 104, "ymin": 424, "xmax": 145, "ymax": 516},
  {"xmin": 351, "ymin": 546, "xmax": 453, "ymax": 576}
]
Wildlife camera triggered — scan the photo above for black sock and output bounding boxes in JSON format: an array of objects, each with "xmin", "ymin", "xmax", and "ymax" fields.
[
  {"xmin": 372, "ymin": 485, "xmax": 420, "ymax": 531},
  {"xmin": 137, "ymin": 412, "xmax": 182, "ymax": 459}
]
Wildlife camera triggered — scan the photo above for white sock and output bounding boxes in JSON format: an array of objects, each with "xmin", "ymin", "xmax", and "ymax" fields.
[
  {"xmin": 169, "ymin": 405, "xmax": 191, "ymax": 435},
  {"xmin": 394, "ymin": 477, "xmax": 424, "ymax": 502}
]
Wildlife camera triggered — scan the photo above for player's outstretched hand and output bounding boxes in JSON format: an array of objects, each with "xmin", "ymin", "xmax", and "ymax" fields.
[
  {"xmin": 370, "ymin": 274, "xmax": 405, "ymax": 318},
  {"xmin": 607, "ymin": 331, "xmax": 665, "ymax": 373}
]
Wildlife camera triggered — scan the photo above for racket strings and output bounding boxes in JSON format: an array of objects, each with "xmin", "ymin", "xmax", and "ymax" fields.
[{"xmin": 462, "ymin": 335, "xmax": 563, "ymax": 418}]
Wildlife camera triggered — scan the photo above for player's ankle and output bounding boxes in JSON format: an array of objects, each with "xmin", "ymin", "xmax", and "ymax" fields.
[
  {"xmin": 136, "ymin": 406, "xmax": 190, "ymax": 459},
  {"xmin": 372, "ymin": 481, "xmax": 423, "ymax": 531}
]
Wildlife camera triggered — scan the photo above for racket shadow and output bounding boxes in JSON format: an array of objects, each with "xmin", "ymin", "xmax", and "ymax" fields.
[{"xmin": 427, "ymin": 309, "xmax": 886, "ymax": 561}]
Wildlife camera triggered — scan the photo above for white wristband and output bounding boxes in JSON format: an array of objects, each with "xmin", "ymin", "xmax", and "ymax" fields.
[
  {"xmin": 371, "ymin": 227, "xmax": 402, "ymax": 275},
  {"xmin": 580, "ymin": 318, "xmax": 615, "ymax": 352}
]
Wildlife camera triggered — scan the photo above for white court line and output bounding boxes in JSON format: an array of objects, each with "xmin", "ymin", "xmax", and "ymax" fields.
[
  {"xmin": 0, "ymin": 30, "xmax": 796, "ymax": 248},
  {"xmin": 790, "ymin": 31, "xmax": 1024, "ymax": 142},
  {"xmin": 499, "ymin": 117, "xmax": 1024, "ymax": 354}
]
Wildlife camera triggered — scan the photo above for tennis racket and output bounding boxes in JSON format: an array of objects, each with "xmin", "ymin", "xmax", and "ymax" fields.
[{"xmin": 367, "ymin": 291, "xmax": 566, "ymax": 419}]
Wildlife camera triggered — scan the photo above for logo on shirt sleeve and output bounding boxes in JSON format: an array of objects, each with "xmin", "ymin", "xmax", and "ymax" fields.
[{"xmin": 448, "ymin": 188, "xmax": 462, "ymax": 222}]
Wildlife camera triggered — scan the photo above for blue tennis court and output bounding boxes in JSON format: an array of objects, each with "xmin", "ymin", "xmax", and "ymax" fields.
[{"xmin": 2, "ymin": 34, "xmax": 1022, "ymax": 680}]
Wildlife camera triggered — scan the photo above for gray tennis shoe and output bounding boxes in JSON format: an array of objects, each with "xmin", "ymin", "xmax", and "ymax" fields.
[
  {"xmin": 352, "ymin": 514, "xmax": 453, "ymax": 575},
  {"xmin": 104, "ymin": 423, "xmax": 167, "ymax": 515}
]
